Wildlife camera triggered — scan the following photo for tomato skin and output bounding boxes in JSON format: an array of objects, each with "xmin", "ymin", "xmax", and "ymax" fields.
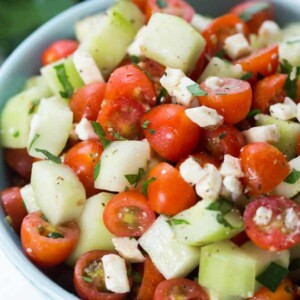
[
  {"xmin": 244, "ymin": 196, "xmax": 300, "ymax": 251},
  {"xmin": 203, "ymin": 125, "xmax": 246, "ymax": 161},
  {"xmin": 142, "ymin": 104, "xmax": 202, "ymax": 162},
  {"xmin": 74, "ymin": 250, "xmax": 127, "ymax": 300},
  {"xmin": 1, "ymin": 187, "xmax": 27, "ymax": 233},
  {"xmin": 154, "ymin": 278, "xmax": 209, "ymax": 300},
  {"xmin": 70, "ymin": 82, "xmax": 106, "ymax": 123},
  {"xmin": 41, "ymin": 39, "xmax": 79, "ymax": 66},
  {"xmin": 103, "ymin": 191, "xmax": 156, "ymax": 237},
  {"xmin": 21, "ymin": 212, "xmax": 79, "ymax": 268},
  {"xmin": 147, "ymin": 162, "xmax": 197, "ymax": 216},
  {"xmin": 199, "ymin": 78, "xmax": 252, "ymax": 124},
  {"xmin": 131, "ymin": 0, "xmax": 147, "ymax": 12},
  {"xmin": 240, "ymin": 143, "xmax": 290, "ymax": 196}
]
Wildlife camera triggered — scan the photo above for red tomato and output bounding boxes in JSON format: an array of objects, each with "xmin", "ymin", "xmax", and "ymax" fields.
[
  {"xmin": 189, "ymin": 152, "xmax": 221, "ymax": 168},
  {"xmin": 64, "ymin": 140, "xmax": 103, "ymax": 197},
  {"xmin": 252, "ymin": 74, "xmax": 287, "ymax": 113},
  {"xmin": 74, "ymin": 250, "xmax": 127, "ymax": 300},
  {"xmin": 145, "ymin": 0, "xmax": 195, "ymax": 23},
  {"xmin": 41, "ymin": 39, "xmax": 79, "ymax": 66},
  {"xmin": 189, "ymin": 52, "xmax": 208, "ymax": 82},
  {"xmin": 202, "ymin": 14, "xmax": 249, "ymax": 58},
  {"xmin": 203, "ymin": 125, "xmax": 246, "ymax": 161},
  {"xmin": 297, "ymin": 133, "xmax": 300, "ymax": 156},
  {"xmin": 230, "ymin": 0, "xmax": 274, "ymax": 34},
  {"xmin": 244, "ymin": 196, "xmax": 300, "ymax": 251},
  {"xmin": 154, "ymin": 278, "xmax": 209, "ymax": 300},
  {"xmin": 21, "ymin": 212, "xmax": 79, "ymax": 267},
  {"xmin": 131, "ymin": 0, "xmax": 147, "ymax": 12},
  {"xmin": 141, "ymin": 104, "xmax": 202, "ymax": 162},
  {"xmin": 199, "ymin": 78, "xmax": 252, "ymax": 124},
  {"xmin": 1, "ymin": 187, "xmax": 27, "ymax": 233},
  {"xmin": 147, "ymin": 162, "xmax": 197, "ymax": 216},
  {"xmin": 231, "ymin": 231, "xmax": 249, "ymax": 247},
  {"xmin": 70, "ymin": 82, "xmax": 106, "ymax": 123},
  {"xmin": 103, "ymin": 191, "xmax": 156, "ymax": 237},
  {"xmin": 240, "ymin": 143, "xmax": 290, "ymax": 196}
]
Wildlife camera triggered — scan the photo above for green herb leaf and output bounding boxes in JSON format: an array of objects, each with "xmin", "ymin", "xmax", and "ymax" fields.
[
  {"xmin": 124, "ymin": 168, "xmax": 145, "ymax": 187},
  {"xmin": 142, "ymin": 177, "xmax": 156, "ymax": 196},
  {"xmin": 241, "ymin": 72, "xmax": 253, "ymax": 81},
  {"xmin": 91, "ymin": 121, "xmax": 111, "ymax": 149},
  {"xmin": 93, "ymin": 160, "xmax": 101, "ymax": 181},
  {"xmin": 156, "ymin": 0, "xmax": 167, "ymax": 8},
  {"xmin": 284, "ymin": 169, "xmax": 300, "ymax": 184},
  {"xmin": 54, "ymin": 63, "xmax": 74, "ymax": 98},
  {"xmin": 218, "ymin": 132, "xmax": 226, "ymax": 140},
  {"xmin": 13, "ymin": 130, "xmax": 20, "ymax": 138},
  {"xmin": 47, "ymin": 232, "xmax": 64, "ymax": 239},
  {"xmin": 157, "ymin": 87, "xmax": 168, "ymax": 104},
  {"xmin": 130, "ymin": 55, "xmax": 140, "ymax": 64},
  {"xmin": 82, "ymin": 276, "xmax": 93, "ymax": 283},
  {"xmin": 216, "ymin": 214, "xmax": 233, "ymax": 229},
  {"xmin": 247, "ymin": 109, "xmax": 261, "ymax": 118},
  {"xmin": 215, "ymin": 49, "xmax": 225, "ymax": 59},
  {"xmin": 142, "ymin": 120, "xmax": 151, "ymax": 129},
  {"xmin": 148, "ymin": 128, "xmax": 156, "ymax": 135},
  {"xmin": 286, "ymin": 38, "xmax": 300, "ymax": 45},
  {"xmin": 281, "ymin": 59, "xmax": 300, "ymax": 99},
  {"xmin": 131, "ymin": 271, "xmax": 143, "ymax": 283},
  {"xmin": 239, "ymin": 2, "xmax": 270, "ymax": 22},
  {"xmin": 168, "ymin": 218, "xmax": 190, "ymax": 226},
  {"xmin": 28, "ymin": 99, "xmax": 40, "ymax": 114},
  {"xmin": 207, "ymin": 198, "xmax": 233, "ymax": 215},
  {"xmin": 112, "ymin": 131, "xmax": 127, "ymax": 141},
  {"xmin": 256, "ymin": 262, "xmax": 289, "ymax": 292},
  {"xmin": 35, "ymin": 149, "xmax": 61, "ymax": 164},
  {"xmin": 29, "ymin": 133, "xmax": 40, "ymax": 151},
  {"xmin": 289, "ymin": 258, "xmax": 300, "ymax": 271},
  {"xmin": 187, "ymin": 84, "xmax": 208, "ymax": 96}
]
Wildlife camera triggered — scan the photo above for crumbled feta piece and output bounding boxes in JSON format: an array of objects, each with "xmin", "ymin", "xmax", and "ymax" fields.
[
  {"xmin": 270, "ymin": 97, "xmax": 297, "ymax": 120},
  {"xmin": 195, "ymin": 164, "xmax": 222, "ymax": 200},
  {"xmin": 179, "ymin": 157, "xmax": 204, "ymax": 185},
  {"xmin": 253, "ymin": 207, "xmax": 273, "ymax": 226},
  {"xmin": 75, "ymin": 117, "xmax": 98, "ymax": 141},
  {"xmin": 204, "ymin": 76, "xmax": 224, "ymax": 91},
  {"xmin": 222, "ymin": 176, "xmax": 243, "ymax": 201},
  {"xmin": 220, "ymin": 155, "xmax": 244, "ymax": 178},
  {"xmin": 127, "ymin": 26, "xmax": 147, "ymax": 57},
  {"xmin": 223, "ymin": 33, "xmax": 252, "ymax": 60},
  {"xmin": 284, "ymin": 208, "xmax": 300, "ymax": 230},
  {"xmin": 73, "ymin": 50, "xmax": 104, "ymax": 84},
  {"xmin": 191, "ymin": 14, "xmax": 211, "ymax": 32},
  {"xmin": 102, "ymin": 254, "xmax": 130, "ymax": 294},
  {"xmin": 112, "ymin": 237, "xmax": 145, "ymax": 263},
  {"xmin": 185, "ymin": 106, "xmax": 224, "ymax": 127},
  {"xmin": 258, "ymin": 20, "xmax": 282, "ymax": 46},
  {"xmin": 242, "ymin": 124, "xmax": 280, "ymax": 144}
]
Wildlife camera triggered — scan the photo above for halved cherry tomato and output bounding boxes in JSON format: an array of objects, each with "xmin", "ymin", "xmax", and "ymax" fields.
[
  {"xmin": 1, "ymin": 187, "xmax": 27, "ymax": 233},
  {"xmin": 41, "ymin": 39, "xmax": 79, "ymax": 66},
  {"xmin": 21, "ymin": 211, "xmax": 79, "ymax": 268},
  {"xmin": 64, "ymin": 140, "xmax": 103, "ymax": 197},
  {"xmin": 103, "ymin": 191, "xmax": 156, "ymax": 237},
  {"xmin": 141, "ymin": 104, "xmax": 202, "ymax": 162},
  {"xmin": 145, "ymin": 0, "xmax": 195, "ymax": 23},
  {"xmin": 240, "ymin": 142, "xmax": 290, "ymax": 196},
  {"xmin": 244, "ymin": 196, "xmax": 300, "ymax": 251},
  {"xmin": 70, "ymin": 82, "xmax": 106, "ymax": 123},
  {"xmin": 74, "ymin": 250, "xmax": 127, "ymax": 300},
  {"xmin": 199, "ymin": 78, "xmax": 252, "ymax": 124},
  {"xmin": 154, "ymin": 278, "xmax": 209, "ymax": 300},
  {"xmin": 230, "ymin": 0, "xmax": 274, "ymax": 34},
  {"xmin": 131, "ymin": 0, "xmax": 147, "ymax": 12},
  {"xmin": 252, "ymin": 74, "xmax": 287, "ymax": 113},
  {"xmin": 203, "ymin": 125, "xmax": 246, "ymax": 160},
  {"xmin": 147, "ymin": 162, "xmax": 197, "ymax": 216},
  {"xmin": 176, "ymin": 152, "xmax": 220, "ymax": 170},
  {"xmin": 231, "ymin": 231, "xmax": 249, "ymax": 247},
  {"xmin": 202, "ymin": 13, "xmax": 249, "ymax": 58},
  {"xmin": 189, "ymin": 52, "xmax": 208, "ymax": 82}
]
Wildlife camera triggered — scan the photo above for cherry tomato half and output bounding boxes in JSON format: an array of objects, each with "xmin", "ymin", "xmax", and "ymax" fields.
[{"xmin": 21, "ymin": 211, "xmax": 79, "ymax": 267}]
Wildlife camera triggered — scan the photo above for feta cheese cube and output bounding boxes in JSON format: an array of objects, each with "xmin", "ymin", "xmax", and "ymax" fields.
[
  {"xmin": 242, "ymin": 124, "xmax": 280, "ymax": 144},
  {"xmin": 253, "ymin": 206, "xmax": 272, "ymax": 226},
  {"xmin": 112, "ymin": 237, "xmax": 145, "ymax": 263},
  {"xmin": 223, "ymin": 33, "xmax": 252, "ymax": 60},
  {"xmin": 75, "ymin": 117, "xmax": 98, "ymax": 141},
  {"xmin": 269, "ymin": 97, "xmax": 297, "ymax": 120},
  {"xmin": 160, "ymin": 67, "xmax": 185, "ymax": 89},
  {"xmin": 258, "ymin": 20, "xmax": 282, "ymax": 46},
  {"xmin": 284, "ymin": 208, "xmax": 300, "ymax": 230},
  {"xmin": 127, "ymin": 26, "xmax": 147, "ymax": 57},
  {"xmin": 220, "ymin": 155, "xmax": 244, "ymax": 178},
  {"xmin": 204, "ymin": 76, "xmax": 224, "ymax": 91},
  {"xmin": 222, "ymin": 176, "xmax": 243, "ymax": 201},
  {"xmin": 185, "ymin": 106, "xmax": 224, "ymax": 127},
  {"xmin": 179, "ymin": 157, "xmax": 204, "ymax": 185},
  {"xmin": 102, "ymin": 254, "xmax": 130, "ymax": 293},
  {"xmin": 191, "ymin": 14, "xmax": 211, "ymax": 32}
]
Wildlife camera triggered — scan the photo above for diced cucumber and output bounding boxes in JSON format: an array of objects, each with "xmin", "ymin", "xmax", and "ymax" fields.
[
  {"xmin": 20, "ymin": 184, "xmax": 40, "ymax": 213},
  {"xmin": 41, "ymin": 56, "xmax": 84, "ymax": 98},
  {"xmin": 27, "ymin": 97, "xmax": 73, "ymax": 159},
  {"xmin": 66, "ymin": 192, "xmax": 115, "ymax": 265},
  {"xmin": 31, "ymin": 161, "xmax": 86, "ymax": 225},
  {"xmin": 198, "ymin": 57, "xmax": 246, "ymax": 82},
  {"xmin": 95, "ymin": 140, "xmax": 151, "ymax": 192},
  {"xmin": 0, "ymin": 87, "xmax": 52, "ymax": 148},
  {"xmin": 22, "ymin": 75, "xmax": 52, "ymax": 95},
  {"xmin": 283, "ymin": 23, "xmax": 300, "ymax": 41},
  {"xmin": 138, "ymin": 215, "xmax": 200, "ymax": 279},
  {"xmin": 142, "ymin": 13, "xmax": 206, "ymax": 74},
  {"xmin": 171, "ymin": 199, "xmax": 244, "ymax": 246},
  {"xmin": 255, "ymin": 114, "xmax": 300, "ymax": 160},
  {"xmin": 199, "ymin": 241, "xmax": 256, "ymax": 298},
  {"xmin": 279, "ymin": 37, "xmax": 300, "ymax": 67}
]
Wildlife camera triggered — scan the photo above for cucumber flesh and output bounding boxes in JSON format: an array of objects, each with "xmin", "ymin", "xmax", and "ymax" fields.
[
  {"xmin": 20, "ymin": 184, "xmax": 40, "ymax": 213},
  {"xmin": 22, "ymin": 75, "xmax": 52, "ymax": 95}
]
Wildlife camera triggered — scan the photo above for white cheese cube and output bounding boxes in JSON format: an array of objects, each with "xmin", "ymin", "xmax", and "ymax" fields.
[
  {"xmin": 160, "ymin": 67, "xmax": 185, "ymax": 89},
  {"xmin": 222, "ymin": 176, "xmax": 243, "ymax": 201},
  {"xmin": 204, "ymin": 76, "xmax": 224, "ymax": 91},
  {"xmin": 102, "ymin": 254, "xmax": 130, "ymax": 293},
  {"xmin": 253, "ymin": 206, "xmax": 272, "ymax": 226},
  {"xmin": 112, "ymin": 237, "xmax": 145, "ymax": 263},
  {"xmin": 224, "ymin": 33, "xmax": 252, "ymax": 60},
  {"xmin": 191, "ymin": 14, "xmax": 211, "ymax": 32},
  {"xmin": 220, "ymin": 155, "xmax": 244, "ymax": 178},
  {"xmin": 75, "ymin": 117, "xmax": 98, "ymax": 141},
  {"xmin": 242, "ymin": 124, "xmax": 280, "ymax": 144},
  {"xmin": 185, "ymin": 106, "xmax": 224, "ymax": 127},
  {"xmin": 127, "ymin": 26, "xmax": 147, "ymax": 57},
  {"xmin": 258, "ymin": 20, "xmax": 282, "ymax": 46},
  {"xmin": 270, "ymin": 97, "xmax": 297, "ymax": 120},
  {"xmin": 179, "ymin": 157, "xmax": 204, "ymax": 185}
]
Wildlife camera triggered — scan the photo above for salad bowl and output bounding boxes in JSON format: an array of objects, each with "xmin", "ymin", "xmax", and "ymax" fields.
[{"xmin": 0, "ymin": 0, "xmax": 300, "ymax": 299}]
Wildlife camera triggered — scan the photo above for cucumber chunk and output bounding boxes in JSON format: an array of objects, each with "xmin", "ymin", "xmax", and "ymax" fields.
[
  {"xmin": 142, "ymin": 13, "xmax": 206, "ymax": 73},
  {"xmin": 171, "ymin": 199, "xmax": 244, "ymax": 246},
  {"xmin": 66, "ymin": 192, "xmax": 115, "ymax": 265},
  {"xmin": 279, "ymin": 37, "xmax": 300, "ymax": 67},
  {"xmin": 255, "ymin": 113, "xmax": 300, "ymax": 160},
  {"xmin": 27, "ymin": 97, "xmax": 73, "ymax": 159},
  {"xmin": 22, "ymin": 75, "xmax": 51, "ymax": 95},
  {"xmin": 20, "ymin": 184, "xmax": 40, "ymax": 213},
  {"xmin": 138, "ymin": 215, "xmax": 200, "ymax": 279},
  {"xmin": 31, "ymin": 161, "xmax": 86, "ymax": 225},
  {"xmin": 199, "ymin": 241, "xmax": 256, "ymax": 298}
]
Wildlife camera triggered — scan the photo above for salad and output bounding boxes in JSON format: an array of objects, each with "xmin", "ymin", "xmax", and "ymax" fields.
[{"xmin": 1, "ymin": 0, "xmax": 300, "ymax": 299}]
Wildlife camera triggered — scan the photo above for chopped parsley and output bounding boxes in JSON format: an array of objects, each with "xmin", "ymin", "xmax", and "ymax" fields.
[
  {"xmin": 142, "ymin": 177, "xmax": 156, "ymax": 196},
  {"xmin": 124, "ymin": 168, "xmax": 145, "ymax": 187},
  {"xmin": 207, "ymin": 198, "xmax": 234, "ymax": 228},
  {"xmin": 29, "ymin": 133, "xmax": 40, "ymax": 151},
  {"xmin": 82, "ymin": 276, "xmax": 93, "ymax": 283},
  {"xmin": 284, "ymin": 169, "xmax": 300, "ymax": 184},
  {"xmin": 35, "ymin": 149, "xmax": 62, "ymax": 164},
  {"xmin": 247, "ymin": 109, "xmax": 261, "ymax": 118},
  {"xmin": 239, "ymin": 2, "xmax": 269, "ymax": 22},
  {"xmin": 280, "ymin": 59, "xmax": 300, "ymax": 100},
  {"xmin": 54, "ymin": 63, "xmax": 74, "ymax": 98},
  {"xmin": 187, "ymin": 84, "xmax": 208, "ymax": 96},
  {"xmin": 156, "ymin": 0, "xmax": 167, "ymax": 8},
  {"xmin": 93, "ymin": 160, "xmax": 101, "ymax": 180},
  {"xmin": 47, "ymin": 232, "xmax": 64, "ymax": 239},
  {"xmin": 241, "ymin": 72, "xmax": 253, "ymax": 81},
  {"xmin": 130, "ymin": 55, "xmax": 140, "ymax": 64},
  {"xmin": 111, "ymin": 131, "xmax": 127, "ymax": 141},
  {"xmin": 28, "ymin": 99, "xmax": 40, "ymax": 114},
  {"xmin": 216, "ymin": 214, "xmax": 233, "ymax": 229},
  {"xmin": 218, "ymin": 132, "xmax": 226, "ymax": 140},
  {"xmin": 142, "ymin": 120, "xmax": 151, "ymax": 129},
  {"xmin": 91, "ymin": 121, "xmax": 111, "ymax": 149},
  {"xmin": 167, "ymin": 218, "xmax": 190, "ymax": 226},
  {"xmin": 13, "ymin": 130, "xmax": 20, "ymax": 138},
  {"xmin": 148, "ymin": 128, "xmax": 156, "ymax": 135},
  {"xmin": 157, "ymin": 87, "xmax": 168, "ymax": 104}
]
